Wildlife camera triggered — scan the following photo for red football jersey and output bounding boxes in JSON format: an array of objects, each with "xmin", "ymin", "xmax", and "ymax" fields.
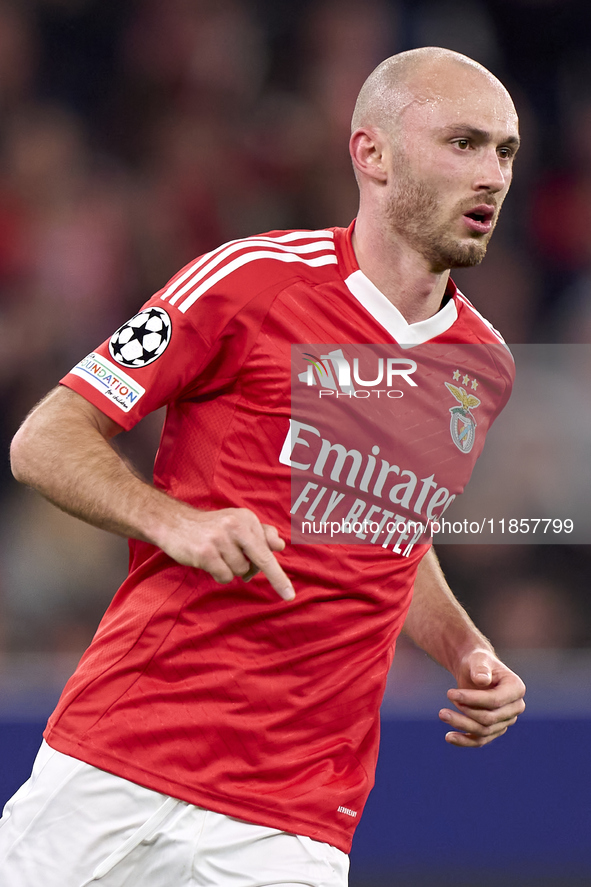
[{"xmin": 46, "ymin": 222, "xmax": 513, "ymax": 853}]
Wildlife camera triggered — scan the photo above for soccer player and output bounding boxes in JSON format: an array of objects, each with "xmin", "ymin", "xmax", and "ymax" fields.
[{"xmin": 1, "ymin": 47, "xmax": 525, "ymax": 886}]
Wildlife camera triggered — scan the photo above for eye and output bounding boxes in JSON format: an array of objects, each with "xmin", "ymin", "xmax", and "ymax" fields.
[
  {"xmin": 453, "ymin": 138, "xmax": 471, "ymax": 150},
  {"xmin": 497, "ymin": 146, "xmax": 514, "ymax": 160}
]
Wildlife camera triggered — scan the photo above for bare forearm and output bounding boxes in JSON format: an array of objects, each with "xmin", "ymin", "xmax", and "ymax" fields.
[
  {"xmin": 10, "ymin": 387, "xmax": 294, "ymax": 600},
  {"xmin": 10, "ymin": 387, "xmax": 180, "ymax": 546},
  {"xmin": 404, "ymin": 548, "xmax": 525, "ymax": 747},
  {"xmin": 403, "ymin": 547, "xmax": 494, "ymax": 679}
]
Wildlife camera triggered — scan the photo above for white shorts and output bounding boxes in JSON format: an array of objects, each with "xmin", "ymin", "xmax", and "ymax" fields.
[{"xmin": 0, "ymin": 741, "xmax": 349, "ymax": 887}]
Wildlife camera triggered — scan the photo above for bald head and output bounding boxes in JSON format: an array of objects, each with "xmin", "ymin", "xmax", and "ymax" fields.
[{"xmin": 351, "ymin": 47, "xmax": 514, "ymax": 137}]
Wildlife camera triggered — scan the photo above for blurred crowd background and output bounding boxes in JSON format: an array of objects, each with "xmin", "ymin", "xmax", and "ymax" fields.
[{"xmin": 0, "ymin": 0, "xmax": 590, "ymax": 662}]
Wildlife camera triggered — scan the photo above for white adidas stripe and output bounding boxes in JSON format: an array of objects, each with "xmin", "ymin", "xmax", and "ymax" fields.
[
  {"xmin": 176, "ymin": 250, "xmax": 338, "ymax": 313},
  {"xmin": 165, "ymin": 238, "xmax": 336, "ymax": 308},
  {"xmin": 160, "ymin": 230, "xmax": 335, "ymax": 304},
  {"xmin": 456, "ymin": 291, "xmax": 508, "ymax": 347}
]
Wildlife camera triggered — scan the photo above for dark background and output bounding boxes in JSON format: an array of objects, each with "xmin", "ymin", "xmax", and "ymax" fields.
[{"xmin": 0, "ymin": 1, "xmax": 590, "ymax": 884}]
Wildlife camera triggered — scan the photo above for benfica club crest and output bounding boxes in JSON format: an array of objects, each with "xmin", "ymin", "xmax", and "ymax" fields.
[{"xmin": 444, "ymin": 382, "xmax": 481, "ymax": 453}]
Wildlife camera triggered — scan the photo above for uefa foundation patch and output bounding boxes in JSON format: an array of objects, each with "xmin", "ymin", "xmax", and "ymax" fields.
[{"xmin": 69, "ymin": 353, "xmax": 146, "ymax": 412}]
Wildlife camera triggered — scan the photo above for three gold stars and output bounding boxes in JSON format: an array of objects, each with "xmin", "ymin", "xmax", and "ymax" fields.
[{"xmin": 452, "ymin": 369, "xmax": 479, "ymax": 390}]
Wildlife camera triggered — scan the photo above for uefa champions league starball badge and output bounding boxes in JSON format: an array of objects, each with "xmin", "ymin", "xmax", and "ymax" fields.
[
  {"xmin": 109, "ymin": 307, "xmax": 172, "ymax": 368},
  {"xmin": 444, "ymin": 381, "xmax": 481, "ymax": 453}
]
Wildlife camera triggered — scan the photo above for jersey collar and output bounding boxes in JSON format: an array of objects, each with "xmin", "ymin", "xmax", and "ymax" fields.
[{"xmin": 336, "ymin": 220, "xmax": 459, "ymax": 346}]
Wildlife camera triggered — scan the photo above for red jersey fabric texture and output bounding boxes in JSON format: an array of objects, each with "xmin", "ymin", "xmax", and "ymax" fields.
[{"xmin": 47, "ymin": 222, "xmax": 514, "ymax": 854}]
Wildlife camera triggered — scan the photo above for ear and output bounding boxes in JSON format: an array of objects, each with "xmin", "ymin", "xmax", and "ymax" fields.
[{"xmin": 349, "ymin": 127, "xmax": 389, "ymax": 183}]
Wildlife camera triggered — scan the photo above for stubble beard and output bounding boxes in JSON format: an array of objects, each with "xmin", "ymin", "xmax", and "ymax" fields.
[{"xmin": 385, "ymin": 160, "xmax": 493, "ymax": 273}]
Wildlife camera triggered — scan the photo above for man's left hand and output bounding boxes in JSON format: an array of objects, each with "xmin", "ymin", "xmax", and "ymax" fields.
[{"xmin": 438, "ymin": 650, "xmax": 526, "ymax": 747}]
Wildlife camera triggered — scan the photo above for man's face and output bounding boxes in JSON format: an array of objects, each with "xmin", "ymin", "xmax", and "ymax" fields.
[{"xmin": 384, "ymin": 66, "xmax": 520, "ymax": 272}]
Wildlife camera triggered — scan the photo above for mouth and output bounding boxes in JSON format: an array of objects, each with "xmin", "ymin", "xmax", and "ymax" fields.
[{"xmin": 462, "ymin": 204, "xmax": 495, "ymax": 235}]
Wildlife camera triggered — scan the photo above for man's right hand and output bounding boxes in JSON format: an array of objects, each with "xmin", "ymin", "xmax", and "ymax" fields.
[
  {"xmin": 156, "ymin": 505, "xmax": 295, "ymax": 601},
  {"xmin": 10, "ymin": 386, "xmax": 295, "ymax": 603}
]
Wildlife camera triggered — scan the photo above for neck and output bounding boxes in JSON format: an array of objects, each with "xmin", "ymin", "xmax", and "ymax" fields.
[{"xmin": 351, "ymin": 212, "xmax": 451, "ymax": 324}]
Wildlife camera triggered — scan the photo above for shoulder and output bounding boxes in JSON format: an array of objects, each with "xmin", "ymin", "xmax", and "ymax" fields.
[
  {"xmin": 450, "ymin": 287, "xmax": 515, "ymax": 392},
  {"xmin": 452, "ymin": 287, "xmax": 510, "ymax": 348},
  {"xmin": 157, "ymin": 228, "xmax": 341, "ymax": 317}
]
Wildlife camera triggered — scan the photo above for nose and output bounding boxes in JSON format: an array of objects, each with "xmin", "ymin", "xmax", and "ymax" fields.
[{"xmin": 474, "ymin": 147, "xmax": 507, "ymax": 193}]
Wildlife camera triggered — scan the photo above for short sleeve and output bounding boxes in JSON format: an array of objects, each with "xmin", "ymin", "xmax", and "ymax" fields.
[
  {"xmin": 60, "ymin": 228, "xmax": 338, "ymax": 429},
  {"xmin": 60, "ymin": 278, "xmax": 276, "ymax": 431}
]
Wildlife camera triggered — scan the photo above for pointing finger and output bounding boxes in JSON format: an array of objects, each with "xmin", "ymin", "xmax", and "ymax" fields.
[{"xmin": 241, "ymin": 533, "xmax": 294, "ymax": 601}]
